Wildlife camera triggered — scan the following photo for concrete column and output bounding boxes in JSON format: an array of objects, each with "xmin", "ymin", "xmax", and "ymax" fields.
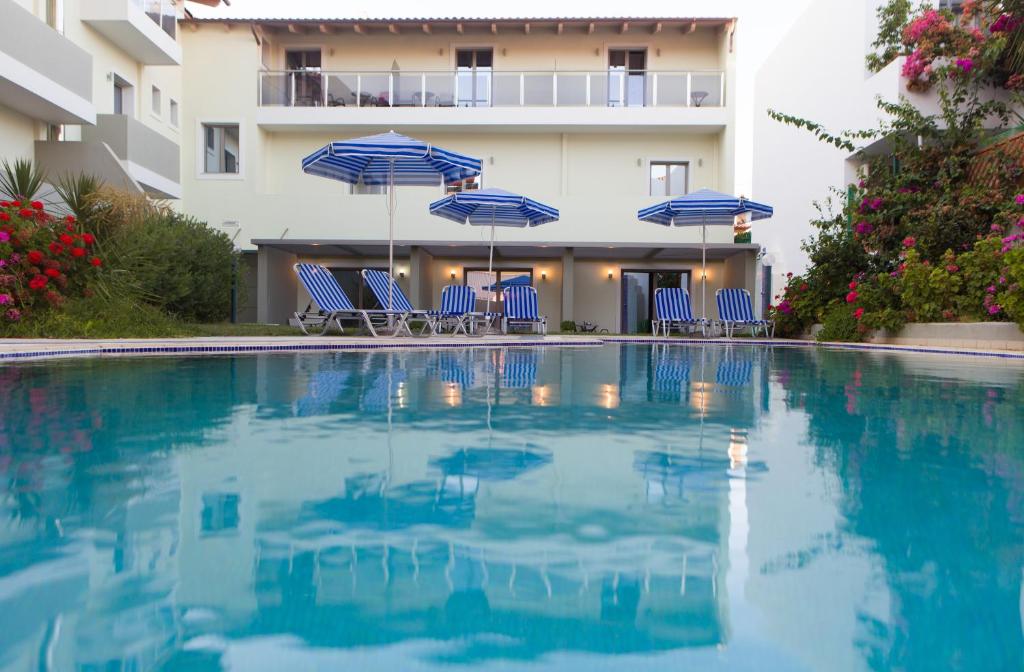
[
  {"xmin": 257, "ymin": 245, "xmax": 298, "ymax": 324},
  {"xmin": 409, "ymin": 245, "xmax": 435, "ymax": 308},
  {"xmin": 561, "ymin": 247, "xmax": 574, "ymax": 325}
]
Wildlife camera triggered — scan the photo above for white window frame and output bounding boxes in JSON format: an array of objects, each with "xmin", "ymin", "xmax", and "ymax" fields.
[
  {"xmin": 195, "ymin": 120, "xmax": 244, "ymax": 180},
  {"xmin": 647, "ymin": 159, "xmax": 691, "ymax": 197},
  {"xmin": 112, "ymin": 73, "xmax": 135, "ymax": 117},
  {"xmin": 169, "ymin": 99, "xmax": 179, "ymax": 128},
  {"xmin": 151, "ymin": 85, "xmax": 162, "ymax": 118}
]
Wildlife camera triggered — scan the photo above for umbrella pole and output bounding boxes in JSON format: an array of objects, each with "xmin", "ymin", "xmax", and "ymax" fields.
[
  {"xmin": 486, "ymin": 211, "xmax": 496, "ymax": 327},
  {"xmin": 387, "ymin": 159, "xmax": 395, "ymax": 315}
]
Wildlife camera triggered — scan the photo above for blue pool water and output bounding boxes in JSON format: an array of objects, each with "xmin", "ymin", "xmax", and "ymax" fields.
[{"xmin": 1, "ymin": 344, "xmax": 1023, "ymax": 671}]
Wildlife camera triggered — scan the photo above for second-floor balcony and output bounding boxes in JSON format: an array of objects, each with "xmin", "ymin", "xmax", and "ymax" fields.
[
  {"xmin": 256, "ymin": 69, "xmax": 728, "ymax": 133},
  {"xmin": 81, "ymin": 0, "xmax": 180, "ymax": 65}
]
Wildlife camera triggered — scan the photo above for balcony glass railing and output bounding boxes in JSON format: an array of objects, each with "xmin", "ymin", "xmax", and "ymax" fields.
[
  {"xmin": 257, "ymin": 70, "xmax": 725, "ymax": 109},
  {"xmin": 133, "ymin": 0, "xmax": 175, "ymax": 39}
]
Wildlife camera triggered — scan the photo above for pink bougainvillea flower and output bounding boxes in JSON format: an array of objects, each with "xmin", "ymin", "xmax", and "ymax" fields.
[
  {"xmin": 988, "ymin": 304, "xmax": 1002, "ymax": 315},
  {"xmin": 0, "ymin": 293, "xmax": 11, "ymax": 305},
  {"xmin": 5, "ymin": 308, "xmax": 20, "ymax": 322},
  {"xmin": 946, "ymin": 264, "xmax": 959, "ymax": 273},
  {"xmin": 955, "ymin": 58, "xmax": 974, "ymax": 74},
  {"xmin": 0, "ymin": 231, "xmax": 8, "ymax": 242},
  {"xmin": 1015, "ymin": 194, "xmax": 1024, "ymax": 205},
  {"xmin": 902, "ymin": 236, "xmax": 916, "ymax": 248}
]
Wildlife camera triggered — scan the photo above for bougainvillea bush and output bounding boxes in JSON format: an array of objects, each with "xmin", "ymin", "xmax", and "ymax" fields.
[
  {"xmin": 767, "ymin": 1, "xmax": 1024, "ymax": 340},
  {"xmin": 0, "ymin": 199, "xmax": 102, "ymax": 331}
]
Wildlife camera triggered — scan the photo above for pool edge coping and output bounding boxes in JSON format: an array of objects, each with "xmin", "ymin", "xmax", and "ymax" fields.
[{"xmin": 2, "ymin": 335, "xmax": 1024, "ymax": 362}]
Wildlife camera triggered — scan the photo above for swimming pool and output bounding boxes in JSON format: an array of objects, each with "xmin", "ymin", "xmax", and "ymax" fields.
[{"xmin": 0, "ymin": 343, "xmax": 1022, "ymax": 671}]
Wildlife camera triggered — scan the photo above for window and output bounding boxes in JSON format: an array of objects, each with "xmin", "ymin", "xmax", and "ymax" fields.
[
  {"xmin": 285, "ymin": 49, "xmax": 323, "ymax": 106},
  {"xmin": 112, "ymin": 75, "xmax": 133, "ymax": 116},
  {"xmin": 46, "ymin": 0, "xmax": 64, "ymax": 34},
  {"xmin": 202, "ymin": 123, "xmax": 240, "ymax": 174},
  {"xmin": 169, "ymin": 99, "xmax": 179, "ymax": 127},
  {"xmin": 608, "ymin": 49, "xmax": 647, "ymax": 107},
  {"xmin": 649, "ymin": 161, "xmax": 689, "ymax": 196},
  {"xmin": 151, "ymin": 86, "xmax": 161, "ymax": 116}
]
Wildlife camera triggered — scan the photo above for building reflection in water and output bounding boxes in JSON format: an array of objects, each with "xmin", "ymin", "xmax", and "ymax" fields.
[{"xmin": 9, "ymin": 345, "xmax": 1021, "ymax": 669}]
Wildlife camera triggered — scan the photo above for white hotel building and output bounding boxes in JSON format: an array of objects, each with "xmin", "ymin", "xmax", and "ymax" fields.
[{"xmin": 1, "ymin": 7, "xmax": 765, "ymax": 332}]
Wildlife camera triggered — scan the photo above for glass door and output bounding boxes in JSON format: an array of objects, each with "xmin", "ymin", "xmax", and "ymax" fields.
[
  {"xmin": 285, "ymin": 49, "xmax": 322, "ymax": 106},
  {"xmin": 608, "ymin": 49, "xmax": 647, "ymax": 107},
  {"xmin": 620, "ymin": 270, "xmax": 691, "ymax": 333},
  {"xmin": 456, "ymin": 49, "xmax": 493, "ymax": 107},
  {"xmin": 464, "ymin": 268, "xmax": 532, "ymax": 313}
]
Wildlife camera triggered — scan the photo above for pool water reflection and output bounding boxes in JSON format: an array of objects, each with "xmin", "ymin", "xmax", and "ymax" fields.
[{"xmin": 0, "ymin": 344, "xmax": 1022, "ymax": 671}]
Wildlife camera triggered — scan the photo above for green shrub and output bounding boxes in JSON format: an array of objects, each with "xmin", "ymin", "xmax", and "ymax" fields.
[
  {"xmin": 559, "ymin": 320, "xmax": 577, "ymax": 333},
  {"xmin": 817, "ymin": 303, "xmax": 864, "ymax": 342},
  {"xmin": 0, "ymin": 294, "xmax": 194, "ymax": 338},
  {"xmin": 82, "ymin": 188, "xmax": 240, "ymax": 322}
]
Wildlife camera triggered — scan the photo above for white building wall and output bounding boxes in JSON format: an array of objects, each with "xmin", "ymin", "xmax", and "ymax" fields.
[{"xmin": 180, "ymin": 23, "xmax": 738, "ymax": 249}]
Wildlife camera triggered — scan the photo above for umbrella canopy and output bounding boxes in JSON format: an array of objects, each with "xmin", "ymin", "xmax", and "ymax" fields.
[
  {"xmin": 302, "ymin": 131, "xmax": 482, "ymax": 186},
  {"xmin": 637, "ymin": 188, "xmax": 774, "ymax": 226},
  {"xmin": 302, "ymin": 131, "xmax": 482, "ymax": 313},
  {"xmin": 429, "ymin": 187, "xmax": 559, "ymax": 227},
  {"xmin": 429, "ymin": 187, "xmax": 558, "ymax": 319},
  {"xmin": 638, "ymin": 188, "xmax": 773, "ymax": 321}
]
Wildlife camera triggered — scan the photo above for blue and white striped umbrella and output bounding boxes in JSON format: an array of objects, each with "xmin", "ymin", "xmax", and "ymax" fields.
[
  {"xmin": 429, "ymin": 187, "xmax": 558, "ymax": 316},
  {"xmin": 301, "ymin": 131, "xmax": 482, "ymax": 310},
  {"xmin": 638, "ymin": 188, "xmax": 774, "ymax": 320}
]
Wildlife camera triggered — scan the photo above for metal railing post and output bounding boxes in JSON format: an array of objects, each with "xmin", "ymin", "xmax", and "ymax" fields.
[
  {"xmin": 552, "ymin": 72, "xmax": 557, "ymax": 107},
  {"xmin": 585, "ymin": 72, "xmax": 591, "ymax": 107},
  {"xmin": 685, "ymin": 72, "xmax": 692, "ymax": 107},
  {"xmin": 322, "ymin": 72, "xmax": 328, "ymax": 106},
  {"xmin": 421, "ymin": 72, "xmax": 427, "ymax": 106},
  {"xmin": 289, "ymin": 71, "xmax": 296, "ymax": 107},
  {"xmin": 519, "ymin": 72, "xmax": 525, "ymax": 106},
  {"xmin": 651, "ymin": 72, "xmax": 658, "ymax": 107},
  {"xmin": 719, "ymin": 72, "xmax": 725, "ymax": 106},
  {"xmin": 388, "ymin": 72, "xmax": 394, "ymax": 107}
]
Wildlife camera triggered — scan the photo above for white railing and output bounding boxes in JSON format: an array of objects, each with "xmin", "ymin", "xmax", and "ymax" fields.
[{"xmin": 257, "ymin": 70, "xmax": 726, "ymax": 109}]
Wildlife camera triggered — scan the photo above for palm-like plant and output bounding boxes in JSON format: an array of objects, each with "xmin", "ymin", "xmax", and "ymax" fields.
[{"xmin": 0, "ymin": 158, "xmax": 46, "ymax": 201}]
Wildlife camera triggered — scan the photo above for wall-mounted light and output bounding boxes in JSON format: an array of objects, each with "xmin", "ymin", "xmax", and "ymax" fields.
[
  {"xmin": 501, "ymin": 47, "xmax": 508, "ymax": 57},
  {"xmin": 450, "ymin": 271, "xmax": 457, "ymax": 280},
  {"xmin": 541, "ymin": 271, "xmax": 547, "ymax": 280},
  {"xmin": 399, "ymin": 271, "xmax": 406, "ymax": 279},
  {"xmin": 607, "ymin": 270, "xmax": 614, "ymax": 280}
]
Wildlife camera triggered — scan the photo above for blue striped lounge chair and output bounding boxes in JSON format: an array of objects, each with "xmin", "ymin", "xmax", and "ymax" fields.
[
  {"xmin": 501, "ymin": 285, "xmax": 547, "ymax": 335},
  {"xmin": 435, "ymin": 285, "xmax": 498, "ymax": 336},
  {"xmin": 501, "ymin": 348, "xmax": 539, "ymax": 388},
  {"xmin": 652, "ymin": 287, "xmax": 708, "ymax": 337},
  {"xmin": 715, "ymin": 288, "xmax": 775, "ymax": 338},
  {"xmin": 293, "ymin": 263, "xmax": 383, "ymax": 336},
  {"xmin": 361, "ymin": 269, "xmax": 438, "ymax": 336}
]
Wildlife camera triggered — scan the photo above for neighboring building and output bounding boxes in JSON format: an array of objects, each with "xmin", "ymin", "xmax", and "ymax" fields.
[
  {"xmin": 0, "ymin": 0, "xmax": 182, "ymax": 200},
  {"xmin": 179, "ymin": 15, "xmax": 756, "ymax": 330}
]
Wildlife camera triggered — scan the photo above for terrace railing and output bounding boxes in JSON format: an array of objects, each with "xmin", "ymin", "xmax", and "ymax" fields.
[{"xmin": 257, "ymin": 70, "xmax": 725, "ymax": 109}]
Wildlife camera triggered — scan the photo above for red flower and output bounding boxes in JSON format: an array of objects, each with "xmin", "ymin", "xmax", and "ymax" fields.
[
  {"xmin": 71, "ymin": 247, "xmax": 86, "ymax": 258},
  {"xmin": 854, "ymin": 308, "xmax": 864, "ymax": 320},
  {"xmin": 18, "ymin": 208, "xmax": 33, "ymax": 218},
  {"xmin": 11, "ymin": 201, "xmax": 21, "ymax": 207},
  {"xmin": 48, "ymin": 242, "xmax": 64, "ymax": 255},
  {"xmin": 846, "ymin": 291, "xmax": 859, "ymax": 304},
  {"xmin": 0, "ymin": 201, "xmax": 8, "ymax": 207},
  {"xmin": 59, "ymin": 233, "xmax": 74, "ymax": 245},
  {"xmin": 89, "ymin": 257, "xmax": 102, "ymax": 267},
  {"xmin": 800, "ymin": 283, "xmax": 809, "ymax": 291},
  {"xmin": 44, "ymin": 268, "xmax": 60, "ymax": 278},
  {"xmin": 0, "ymin": 213, "xmax": 8, "ymax": 222},
  {"xmin": 65, "ymin": 215, "xmax": 76, "ymax": 224},
  {"xmin": 848, "ymin": 281, "xmax": 858, "ymax": 290},
  {"xmin": 28, "ymin": 275, "xmax": 48, "ymax": 290},
  {"xmin": 27, "ymin": 250, "xmax": 44, "ymax": 265},
  {"xmin": 82, "ymin": 233, "xmax": 95, "ymax": 245},
  {"xmin": 30, "ymin": 200, "xmax": 43, "ymax": 210}
]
